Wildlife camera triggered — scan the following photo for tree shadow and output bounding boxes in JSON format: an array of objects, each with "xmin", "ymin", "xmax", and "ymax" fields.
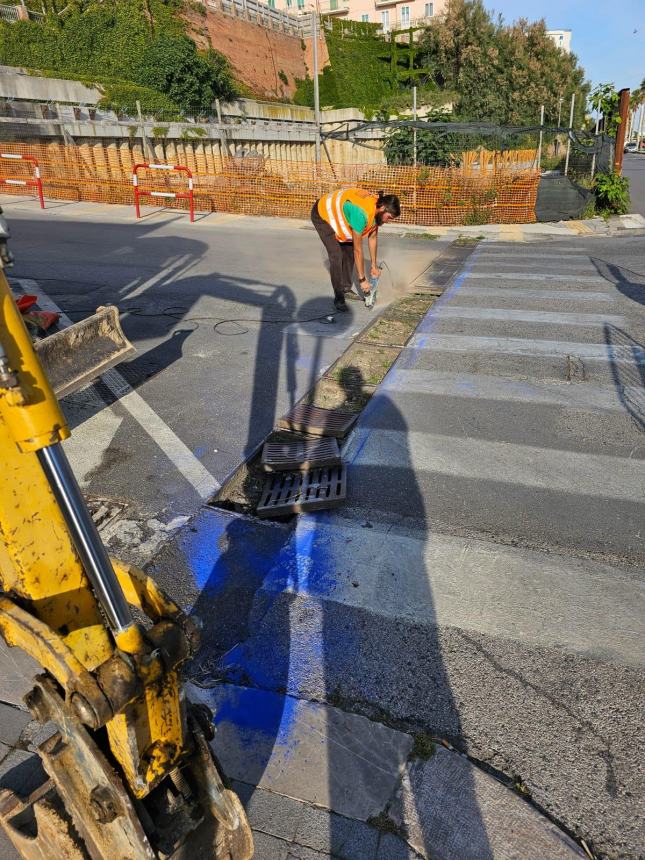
[
  {"xmin": 589, "ymin": 256, "xmax": 645, "ymax": 306},
  {"xmin": 603, "ymin": 324, "xmax": 645, "ymax": 432}
]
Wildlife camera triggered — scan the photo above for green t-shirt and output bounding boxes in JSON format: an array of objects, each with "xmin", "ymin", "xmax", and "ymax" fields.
[{"xmin": 343, "ymin": 200, "xmax": 369, "ymax": 234}]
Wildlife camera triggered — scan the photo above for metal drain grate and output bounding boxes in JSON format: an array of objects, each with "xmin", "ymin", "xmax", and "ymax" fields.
[
  {"xmin": 261, "ymin": 437, "xmax": 341, "ymax": 472},
  {"xmin": 278, "ymin": 404, "xmax": 357, "ymax": 438},
  {"xmin": 256, "ymin": 465, "xmax": 347, "ymax": 518}
]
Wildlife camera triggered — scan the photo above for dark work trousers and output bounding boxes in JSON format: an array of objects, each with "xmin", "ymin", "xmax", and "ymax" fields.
[{"xmin": 311, "ymin": 202, "xmax": 354, "ymax": 301}]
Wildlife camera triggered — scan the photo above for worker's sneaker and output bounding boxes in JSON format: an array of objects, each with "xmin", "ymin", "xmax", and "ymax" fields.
[{"xmin": 334, "ymin": 298, "xmax": 349, "ymax": 312}]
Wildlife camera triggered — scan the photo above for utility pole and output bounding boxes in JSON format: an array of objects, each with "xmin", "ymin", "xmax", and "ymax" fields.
[
  {"xmin": 613, "ymin": 88, "xmax": 630, "ymax": 174},
  {"xmin": 555, "ymin": 95, "xmax": 564, "ymax": 156},
  {"xmin": 412, "ymin": 85, "xmax": 417, "ymax": 169},
  {"xmin": 537, "ymin": 104, "xmax": 544, "ymax": 171},
  {"xmin": 590, "ymin": 111, "xmax": 600, "ymax": 179},
  {"xmin": 136, "ymin": 100, "xmax": 152, "ymax": 163},
  {"xmin": 412, "ymin": 85, "xmax": 417, "ymax": 215},
  {"xmin": 564, "ymin": 92, "xmax": 575, "ymax": 177},
  {"xmin": 312, "ymin": 8, "xmax": 321, "ymax": 165}
]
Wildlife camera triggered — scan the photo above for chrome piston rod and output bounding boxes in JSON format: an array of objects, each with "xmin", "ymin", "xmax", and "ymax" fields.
[{"xmin": 37, "ymin": 443, "xmax": 133, "ymax": 633}]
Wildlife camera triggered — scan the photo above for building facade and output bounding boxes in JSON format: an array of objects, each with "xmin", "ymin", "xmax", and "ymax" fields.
[
  {"xmin": 546, "ymin": 29, "xmax": 572, "ymax": 53},
  {"xmin": 266, "ymin": 0, "xmax": 446, "ymax": 33}
]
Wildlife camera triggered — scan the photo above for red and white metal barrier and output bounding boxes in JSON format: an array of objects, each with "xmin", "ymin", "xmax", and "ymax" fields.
[
  {"xmin": 0, "ymin": 153, "xmax": 45, "ymax": 208},
  {"xmin": 132, "ymin": 163, "xmax": 194, "ymax": 222}
]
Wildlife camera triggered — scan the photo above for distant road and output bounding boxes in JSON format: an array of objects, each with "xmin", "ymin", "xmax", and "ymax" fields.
[{"xmin": 623, "ymin": 151, "xmax": 645, "ymax": 216}]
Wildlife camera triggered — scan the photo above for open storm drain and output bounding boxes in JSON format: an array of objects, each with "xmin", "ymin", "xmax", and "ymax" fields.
[
  {"xmin": 261, "ymin": 437, "xmax": 341, "ymax": 472},
  {"xmin": 278, "ymin": 404, "xmax": 358, "ymax": 438},
  {"xmin": 257, "ymin": 465, "xmax": 347, "ymax": 518}
]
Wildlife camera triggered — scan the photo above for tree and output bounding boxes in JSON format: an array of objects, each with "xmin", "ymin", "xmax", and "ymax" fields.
[
  {"xmin": 132, "ymin": 34, "xmax": 237, "ymax": 110},
  {"xmin": 0, "ymin": 1, "xmax": 238, "ymax": 112},
  {"xmin": 589, "ymin": 83, "xmax": 622, "ymax": 136},
  {"xmin": 418, "ymin": 0, "xmax": 589, "ymax": 126}
]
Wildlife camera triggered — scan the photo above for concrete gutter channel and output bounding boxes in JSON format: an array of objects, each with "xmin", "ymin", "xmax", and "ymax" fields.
[{"xmin": 142, "ymin": 240, "xmax": 595, "ymax": 860}]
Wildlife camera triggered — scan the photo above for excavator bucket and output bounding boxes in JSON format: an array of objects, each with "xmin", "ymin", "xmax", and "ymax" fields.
[{"xmin": 34, "ymin": 306, "xmax": 135, "ymax": 397}]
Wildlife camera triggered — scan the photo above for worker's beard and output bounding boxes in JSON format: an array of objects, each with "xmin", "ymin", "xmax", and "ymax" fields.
[{"xmin": 375, "ymin": 211, "xmax": 385, "ymax": 225}]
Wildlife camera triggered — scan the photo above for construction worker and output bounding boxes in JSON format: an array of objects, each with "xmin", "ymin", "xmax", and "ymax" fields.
[{"xmin": 311, "ymin": 188, "xmax": 401, "ymax": 311}]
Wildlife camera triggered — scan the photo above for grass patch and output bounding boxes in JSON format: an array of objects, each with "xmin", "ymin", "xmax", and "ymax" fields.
[
  {"xmin": 367, "ymin": 810, "xmax": 401, "ymax": 836},
  {"xmin": 359, "ymin": 317, "xmax": 419, "ymax": 348},
  {"xmin": 399, "ymin": 232, "xmax": 440, "ymax": 240},
  {"xmin": 326, "ymin": 345, "xmax": 401, "ymax": 387},
  {"xmin": 305, "ymin": 378, "xmax": 374, "ymax": 413},
  {"xmin": 410, "ymin": 732, "xmax": 436, "ymax": 761}
]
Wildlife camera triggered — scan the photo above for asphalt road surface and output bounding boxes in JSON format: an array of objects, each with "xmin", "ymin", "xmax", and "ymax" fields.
[
  {"xmin": 4, "ymin": 198, "xmax": 440, "ymax": 563},
  {"xmin": 150, "ymin": 231, "xmax": 645, "ymax": 858}
]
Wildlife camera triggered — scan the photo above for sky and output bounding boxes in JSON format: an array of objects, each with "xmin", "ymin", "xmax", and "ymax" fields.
[{"xmin": 486, "ymin": 0, "xmax": 645, "ymax": 93}]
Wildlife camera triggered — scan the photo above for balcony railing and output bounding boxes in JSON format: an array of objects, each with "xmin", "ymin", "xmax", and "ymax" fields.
[{"xmin": 319, "ymin": 0, "xmax": 349, "ymax": 14}]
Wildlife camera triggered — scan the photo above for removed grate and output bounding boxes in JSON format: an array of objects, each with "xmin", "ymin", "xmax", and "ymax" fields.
[
  {"xmin": 257, "ymin": 465, "xmax": 347, "ymax": 518},
  {"xmin": 261, "ymin": 436, "xmax": 341, "ymax": 472},
  {"xmin": 278, "ymin": 403, "xmax": 357, "ymax": 438}
]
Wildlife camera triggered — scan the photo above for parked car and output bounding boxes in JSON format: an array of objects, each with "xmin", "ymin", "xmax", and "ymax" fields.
[{"xmin": 624, "ymin": 140, "xmax": 645, "ymax": 153}]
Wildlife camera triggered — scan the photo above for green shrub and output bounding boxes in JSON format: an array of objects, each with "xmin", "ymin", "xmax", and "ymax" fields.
[
  {"xmin": 593, "ymin": 172, "xmax": 630, "ymax": 216},
  {"xmin": 98, "ymin": 82, "xmax": 181, "ymax": 118},
  {"xmin": 0, "ymin": 3, "xmax": 238, "ymax": 112},
  {"xmin": 384, "ymin": 118, "xmax": 465, "ymax": 167}
]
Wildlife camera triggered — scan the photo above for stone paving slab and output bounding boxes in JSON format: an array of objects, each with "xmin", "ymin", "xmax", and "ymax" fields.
[
  {"xmin": 0, "ymin": 703, "xmax": 32, "ymax": 749},
  {"xmin": 188, "ymin": 684, "xmax": 585, "ymax": 859},
  {"xmin": 232, "ymin": 781, "xmax": 416, "ymax": 860},
  {"xmin": 389, "ymin": 749, "xmax": 586, "ymax": 860},
  {"xmin": 189, "ymin": 683, "xmax": 413, "ymax": 821}
]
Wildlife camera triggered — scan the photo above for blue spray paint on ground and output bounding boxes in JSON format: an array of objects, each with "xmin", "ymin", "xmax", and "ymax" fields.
[
  {"xmin": 181, "ymin": 505, "xmax": 351, "ymax": 757},
  {"xmin": 180, "ymin": 248, "xmax": 482, "ymax": 758},
  {"xmin": 212, "ymin": 685, "xmax": 301, "ymax": 749},
  {"xmin": 181, "ymin": 509, "xmax": 286, "ymax": 595}
]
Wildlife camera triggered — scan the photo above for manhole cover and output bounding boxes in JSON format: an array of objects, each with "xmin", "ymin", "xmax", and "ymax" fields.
[
  {"xmin": 261, "ymin": 437, "xmax": 341, "ymax": 472},
  {"xmin": 84, "ymin": 496, "xmax": 128, "ymax": 533},
  {"xmin": 256, "ymin": 465, "xmax": 347, "ymax": 518},
  {"xmin": 278, "ymin": 404, "xmax": 357, "ymax": 438}
]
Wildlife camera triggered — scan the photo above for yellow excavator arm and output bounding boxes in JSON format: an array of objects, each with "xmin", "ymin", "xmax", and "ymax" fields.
[{"xmin": 0, "ymin": 269, "xmax": 253, "ymax": 859}]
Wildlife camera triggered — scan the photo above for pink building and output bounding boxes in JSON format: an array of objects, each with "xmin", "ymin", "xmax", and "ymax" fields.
[{"xmin": 267, "ymin": 0, "xmax": 446, "ymax": 33}]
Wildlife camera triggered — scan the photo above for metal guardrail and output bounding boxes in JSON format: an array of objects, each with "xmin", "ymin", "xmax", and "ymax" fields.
[
  {"xmin": 0, "ymin": 3, "xmax": 43, "ymax": 22},
  {"xmin": 0, "ymin": 4, "xmax": 19, "ymax": 22},
  {"xmin": 201, "ymin": 0, "xmax": 310, "ymax": 35}
]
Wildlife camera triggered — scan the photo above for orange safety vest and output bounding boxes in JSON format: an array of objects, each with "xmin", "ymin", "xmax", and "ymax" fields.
[{"xmin": 317, "ymin": 188, "xmax": 378, "ymax": 242}]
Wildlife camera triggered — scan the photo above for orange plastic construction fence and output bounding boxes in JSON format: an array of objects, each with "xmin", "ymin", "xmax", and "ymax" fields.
[
  {"xmin": 0, "ymin": 152, "xmax": 44, "ymax": 208},
  {"xmin": 0, "ymin": 141, "xmax": 540, "ymax": 226}
]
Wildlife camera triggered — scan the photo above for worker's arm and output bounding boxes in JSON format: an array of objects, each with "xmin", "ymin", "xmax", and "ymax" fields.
[
  {"xmin": 368, "ymin": 229, "xmax": 379, "ymax": 278},
  {"xmin": 352, "ymin": 229, "xmax": 369, "ymax": 290}
]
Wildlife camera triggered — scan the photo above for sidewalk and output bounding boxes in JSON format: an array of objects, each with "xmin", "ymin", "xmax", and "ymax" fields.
[{"xmin": 2, "ymin": 191, "xmax": 644, "ymax": 243}]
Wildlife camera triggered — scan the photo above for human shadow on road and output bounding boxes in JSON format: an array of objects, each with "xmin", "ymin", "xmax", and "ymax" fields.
[
  {"xmin": 188, "ymin": 362, "xmax": 492, "ymax": 857},
  {"xmin": 320, "ymin": 367, "xmax": 492, "ymax": 858}
]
